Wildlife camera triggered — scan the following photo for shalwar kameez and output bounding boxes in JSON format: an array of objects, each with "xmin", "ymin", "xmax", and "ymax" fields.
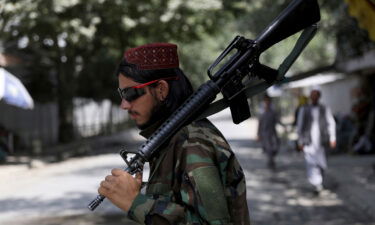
[{"xmin": 297, "ymin": 104, "xmax": 336, "ymax": 191}]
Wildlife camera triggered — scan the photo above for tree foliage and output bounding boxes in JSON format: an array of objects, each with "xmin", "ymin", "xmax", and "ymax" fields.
[
  {"xmin": 1, "ymin": 0, "xmax": 374, "ymax": 142},
  {"xmin": 1, "ymin": 0, "xmax": 241, "ymax": 99},
  {"xmin": 0, "ymin": 0, "xmax": 242, "ymax": 142},
  {"xmin": 179, "ymin": 0, "xmax": 375, "ymax": 82}
]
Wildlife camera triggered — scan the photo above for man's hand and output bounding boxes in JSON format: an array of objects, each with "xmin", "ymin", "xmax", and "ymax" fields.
[{"xmin": 98, "ymin": 168, "xmax": 142, "ymax": 212}]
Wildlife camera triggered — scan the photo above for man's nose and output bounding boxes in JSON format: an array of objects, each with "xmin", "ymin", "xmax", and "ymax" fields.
[{"xmin": 120, "ymin": 98, "xmax": 131, "ymax": 110}]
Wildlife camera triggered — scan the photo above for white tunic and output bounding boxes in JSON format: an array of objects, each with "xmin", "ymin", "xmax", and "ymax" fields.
[{"xmin": 297, "ymin": 105, "xmax": 336, "ymax": 187}]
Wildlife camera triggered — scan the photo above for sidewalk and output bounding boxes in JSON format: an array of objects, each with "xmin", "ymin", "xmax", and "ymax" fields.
[
  {"xmin": 211, "ymin": 111, "xmax": 375, "ymax": 210},
  {"xmin": 0, "ymin": 127, "xmax": 144, "ymax": 176},
  {"xmin": 1, "ymin": 113, "xmax": 375, "ymax": 224},
  {"xmin": 326, "ymin": 153, "xmax": 375, "ymax": 219}
]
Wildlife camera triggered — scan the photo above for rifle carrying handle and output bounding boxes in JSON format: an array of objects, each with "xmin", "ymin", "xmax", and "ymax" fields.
[{"xmin": 253, "ymin": 63, "xmax": 278, "ymax": 84}]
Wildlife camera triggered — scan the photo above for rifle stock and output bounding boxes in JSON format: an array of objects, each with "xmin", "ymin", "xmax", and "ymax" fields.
[{"xmin": 256, "ymin": 0, "xmax": 320, "ymax": 52}]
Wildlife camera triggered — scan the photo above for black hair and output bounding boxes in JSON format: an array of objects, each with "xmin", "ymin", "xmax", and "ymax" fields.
[
  {"xmin": 116, "ymin": 59, "xmax": 194, "ymax": 115},
  {"xmin": 311, "ymin": 89, "xmax": 321, "ymax": 97}
]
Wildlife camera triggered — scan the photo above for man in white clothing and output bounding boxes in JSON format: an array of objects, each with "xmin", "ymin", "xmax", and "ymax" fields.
[{"xmin": 297, "ymin": 89, "xmax": 336, "ymax": 194}]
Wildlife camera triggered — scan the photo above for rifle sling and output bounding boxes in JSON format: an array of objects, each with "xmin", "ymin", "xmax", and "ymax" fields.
[{"xmin": 196, "ymin": 25, "xmax": 318, "ymax": 121}]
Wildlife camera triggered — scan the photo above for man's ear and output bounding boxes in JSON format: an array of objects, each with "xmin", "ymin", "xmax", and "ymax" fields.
[{"xmin": 156, "ymin": 80, "xmax": 170, "ymax": 101}]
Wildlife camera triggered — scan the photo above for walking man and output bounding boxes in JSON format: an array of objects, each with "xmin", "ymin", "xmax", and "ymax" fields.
[
  {"xmin": 297, "ymin": 89, "xmax": 336, "ymax": 194},
  {"xmin": 257, "ymin": 94, "xmax": 281, "ymax": 170}
]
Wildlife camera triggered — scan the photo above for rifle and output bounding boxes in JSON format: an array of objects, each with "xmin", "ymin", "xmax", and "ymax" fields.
[{"xmin": 88, "ymin": 0, "xmax": 320, "ymax": 210}]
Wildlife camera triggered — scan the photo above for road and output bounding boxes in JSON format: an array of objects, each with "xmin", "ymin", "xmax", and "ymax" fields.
[{"xmin": 0, "ymin": 108, "xmax": 374, "ymax": 225}]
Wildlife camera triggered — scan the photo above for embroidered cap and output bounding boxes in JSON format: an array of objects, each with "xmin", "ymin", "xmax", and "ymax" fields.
[{"xmin": 124, "ymin": 43, "xmax": 179, "ymax": 70}]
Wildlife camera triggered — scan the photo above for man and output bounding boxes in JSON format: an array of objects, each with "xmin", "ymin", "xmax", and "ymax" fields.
[
  {"xmin": 257, "ymin": 94, "xmax": 281, "ymax": 170},
  {"xmin": 98, "ymin": 43, "xmax": 250, "ymax": 224},
  {"xmin": 297, "ymin": 89, "xmax": 336, "ymax": 194}
]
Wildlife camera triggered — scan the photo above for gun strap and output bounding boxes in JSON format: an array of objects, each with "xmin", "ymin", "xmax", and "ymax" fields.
[{"xmin": 196, "ymin": 25, "xmax": 318, "ymax": 121}]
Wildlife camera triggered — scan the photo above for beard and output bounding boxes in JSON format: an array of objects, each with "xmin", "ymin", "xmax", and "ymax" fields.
[{"xmin": 137, "ymin": 100, "xmax": 169, "ymax": 130}]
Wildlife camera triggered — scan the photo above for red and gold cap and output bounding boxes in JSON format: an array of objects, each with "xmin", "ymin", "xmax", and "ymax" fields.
[{"xmin": 124, "ymin": 43, "xmax": 179, "ymax": 70}]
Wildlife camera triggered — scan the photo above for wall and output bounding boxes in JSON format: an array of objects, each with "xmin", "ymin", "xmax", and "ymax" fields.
[
  {"xmin": 0, "ymin": 101, "xmax": 58, "ymax": 150},
  {"xmin": 317, "ymin": 76, "xmax": 360, "ymax": 116},
  {"xmin": 0, "ymin": 98, "xmax": 128, "ymax": 152}
]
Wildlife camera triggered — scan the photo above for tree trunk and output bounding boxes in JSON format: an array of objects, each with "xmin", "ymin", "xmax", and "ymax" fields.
[{"xmin": 56, "ymin": 58, "xmax": 75, "ymax": 143}]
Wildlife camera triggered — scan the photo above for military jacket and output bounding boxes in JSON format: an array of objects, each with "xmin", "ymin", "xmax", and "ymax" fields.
[{"xmin": 127, "ymin": 119, "xmax": 250, "ymax": 225}]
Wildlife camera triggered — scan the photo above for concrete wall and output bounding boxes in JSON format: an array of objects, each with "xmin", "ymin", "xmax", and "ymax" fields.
[
  {"xmin": 291, "ymin": 74, "xmax": 361, "ymax": 116},
  {"xmin": 317, "ymin": 76, "xmax": 360, "ymax": 116},
  {"xmin": 73, "ymin": 98, "xmax": 128, "ymax": 137}
]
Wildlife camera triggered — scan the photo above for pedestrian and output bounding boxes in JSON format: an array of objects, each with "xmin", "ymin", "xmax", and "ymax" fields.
[
  {"xmin": 293, "ymin": 95, "xmax": 308, "ymax": 127},
  {"xmin": 292, "ymin": 95, "xmax": 308, "ymax": 152},
  {"xmin": 257, "ymin": 94, "xmax": 281, "ymax": 170},
  {"xmin": 98, "ymin": 43, "xmax": 250, "ymax": 225},
  {"xmin": 296, "ymin": 89, "xmax": 336, "ymax": 195},
  {"xmin": 350, "ymin": 86, "xmax": 374, "ymax": 154}
]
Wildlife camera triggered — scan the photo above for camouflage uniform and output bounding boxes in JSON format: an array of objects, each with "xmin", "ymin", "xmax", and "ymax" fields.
[{"xmin": 127, "ymin": 119, "xmax": 250, "ymax": 225}]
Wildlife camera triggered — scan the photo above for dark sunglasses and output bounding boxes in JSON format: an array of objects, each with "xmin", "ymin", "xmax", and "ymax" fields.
[{"xmin": 118, "ymin": 76, "xmax": 179, "ymax": 102}]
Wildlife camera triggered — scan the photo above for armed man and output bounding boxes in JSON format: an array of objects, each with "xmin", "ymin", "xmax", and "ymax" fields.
[
  {"xmin": 97, "ymin": 43, "xmax": 250, "ymax": 225},
  {"xmin": 92, "ymin": 0, "xmax": 322, "ymax": 222}
]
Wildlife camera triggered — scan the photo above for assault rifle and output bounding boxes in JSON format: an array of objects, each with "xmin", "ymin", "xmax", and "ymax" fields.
[{"xmin": 88, "ymin": 0, "xmax": 321, "ymax": 210}]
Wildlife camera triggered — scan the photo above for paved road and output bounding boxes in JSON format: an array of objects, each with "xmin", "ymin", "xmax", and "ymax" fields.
[{"xmin": 1, "ymin": 108, "xmax": 374, "ymax": 225}]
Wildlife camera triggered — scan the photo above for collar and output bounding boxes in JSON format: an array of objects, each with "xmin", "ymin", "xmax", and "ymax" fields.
[{"xmin": 139, "ymin": 119, "xmax": 166, "ymax": 139}]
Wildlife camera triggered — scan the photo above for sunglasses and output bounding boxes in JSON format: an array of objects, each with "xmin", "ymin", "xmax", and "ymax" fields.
[{"xmin": 118, "ymin": 76, "xmax": 179, "ymax": 102}]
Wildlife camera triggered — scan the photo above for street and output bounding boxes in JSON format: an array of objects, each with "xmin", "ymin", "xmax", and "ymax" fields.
[{"xmin": 1, "ymin": 108, "xmax": 375, "ymax": 225}]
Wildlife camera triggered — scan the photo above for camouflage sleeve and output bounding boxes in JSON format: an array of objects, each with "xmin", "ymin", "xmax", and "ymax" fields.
[
  {"xmin": 127, "ymin": 124, "xmax": 233, "ymax": 225},
  {"xmin": 180, "ymin": 126, "xmax": 232, "ymax": 225},
  {"xmin": 127, "ymin": 193, "xmax": 186, "ymax": 224},
  {"xmin": 127, "ymin": 165, "xmax": 232, "ymax": 225}
]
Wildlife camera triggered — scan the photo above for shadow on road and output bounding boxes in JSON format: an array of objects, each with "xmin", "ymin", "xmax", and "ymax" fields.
[{"xmin": 10, "ymin": 213, "xmax": 138, "ymax": 225}]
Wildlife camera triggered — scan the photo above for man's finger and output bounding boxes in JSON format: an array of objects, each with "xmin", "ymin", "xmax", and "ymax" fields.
[
  {"xmin": 111, "ymin": 168, "xmax": 125, "ymax": 176},
  {"xmin": 100, "ymin": 180, "xmax": 112, "ymax": 190},
  {"xmin": 135, "ymin": 172, "xmax": 143, "ymax": 185},
  {"xmin": 105, "ymin": 175, "xmax": 115, "ymax": 182},
  {"xmin": 98, "ymin": 184, "xmax": 109, "ymax": 195}
]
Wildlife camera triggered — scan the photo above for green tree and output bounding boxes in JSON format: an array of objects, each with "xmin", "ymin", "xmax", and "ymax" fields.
[
  {"xmin": 0, "ymin": 0, "xmax": 242, "ymax": 143},
  {"xmin": 2, "ymin": 0, "xmax": 373, "ymax": 144},
  {"xmin": 180, "ymin": 0, "xmax": 374, "ymax": 85}
]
